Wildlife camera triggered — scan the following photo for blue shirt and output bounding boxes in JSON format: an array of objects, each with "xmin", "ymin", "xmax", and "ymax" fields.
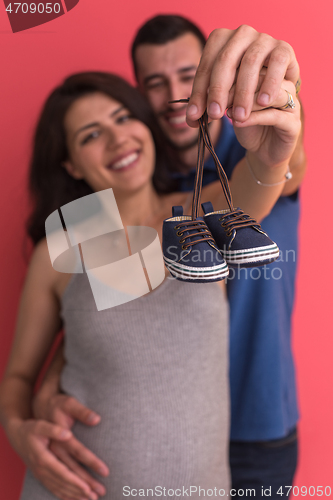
[{"xmin": 173, "ymin": 116, "xmax": 299, "ymax": 441}]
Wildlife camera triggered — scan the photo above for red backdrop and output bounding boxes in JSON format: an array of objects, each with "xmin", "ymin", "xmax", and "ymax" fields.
[{"xmin": 0, "ymin": 0, "xmax": 332, "ymax": 497}]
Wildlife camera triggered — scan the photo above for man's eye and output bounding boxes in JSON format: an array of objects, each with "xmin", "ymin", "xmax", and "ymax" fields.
[
  {"xmin": 182, "ymin": 75, "xmax": 195, "ymax": 82},
  {"xmin": 146, "ymin": 81, "xmax": 164, "ymax": 90},
  {"xmin": 82, "ymin": 131, "xmax": 100, "ymax": 144}
]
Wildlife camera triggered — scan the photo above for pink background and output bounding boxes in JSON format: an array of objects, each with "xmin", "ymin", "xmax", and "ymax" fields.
[{"xmin": 0, "ymin": 0, "xmax": 332, "ymax": 497}]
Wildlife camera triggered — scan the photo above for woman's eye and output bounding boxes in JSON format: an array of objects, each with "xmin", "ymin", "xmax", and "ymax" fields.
[
  {"xmin": 117, "ymin": 114, "xmax": 132, "ymax": 124},
  {"xmin": 82, "ymin": 130, "xmax": 100, "ymax": 144}
]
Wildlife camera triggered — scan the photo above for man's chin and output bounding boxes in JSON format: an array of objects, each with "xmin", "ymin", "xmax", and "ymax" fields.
[{"xmin": 165, "ymin": 134, "xmax": 199, "ymax": 152}]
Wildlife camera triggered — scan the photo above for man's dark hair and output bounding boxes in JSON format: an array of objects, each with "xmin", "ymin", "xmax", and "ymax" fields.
[{"xmin": 131, "ymin": 15, "xmax": 206, "ymax": 79}]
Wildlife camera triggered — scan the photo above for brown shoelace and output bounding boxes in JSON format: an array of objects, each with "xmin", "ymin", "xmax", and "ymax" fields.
[
  {"xmin": 174, "ymin": 220, "xmax": 216, "ymax": 250},
  {"xmin": 169, "ymin": 99, "xmax": 263, "ymax": 234}
]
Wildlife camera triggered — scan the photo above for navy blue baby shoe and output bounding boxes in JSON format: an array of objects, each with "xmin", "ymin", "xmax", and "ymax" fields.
[
  {"xmin": 201, "ymin": 201, "xmax": 280, "ymax": 267},
  {"xmin": 163, "ymin": 206, "xmax": 229, "ymax": 282},
  {"xmin": 163, "ymin": 98, "xmax": 279, "ymax": 280}
]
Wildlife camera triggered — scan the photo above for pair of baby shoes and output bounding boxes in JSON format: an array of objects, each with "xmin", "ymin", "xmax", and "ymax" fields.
[
  {"xmin": 162, "ymin": 99, "xmax": 279, "ymax": 283},
  {"xmin": 163, "ymin": 203, "xmax": 279, "ymax": 283}
]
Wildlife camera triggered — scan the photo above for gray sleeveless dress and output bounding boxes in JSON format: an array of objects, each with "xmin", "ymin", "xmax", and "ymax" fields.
[{"xmin": 20, "ymin": 274, "xmax": 230, "ymax": 499}]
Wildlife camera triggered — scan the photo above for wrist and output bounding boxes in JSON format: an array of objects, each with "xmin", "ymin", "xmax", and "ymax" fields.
[
  {"xmin": 246, "ymin": 152, "xmax": 291, "ymax": 186},
  {"xmin": 33, "ymin": 375, "xmax": 61, "ymax": 420},
  {"xmin": 5, "ymin": 416, "xmax": 26, "ymax": 451},
  {"xmin": 246, "ymin": 153, "xmax": 292, "ymax": 187}
]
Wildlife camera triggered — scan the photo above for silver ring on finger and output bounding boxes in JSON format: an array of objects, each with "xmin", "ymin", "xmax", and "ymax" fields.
[{"xmin": 279, "ymin": 90, "xmax": 296, "ymax": 110}]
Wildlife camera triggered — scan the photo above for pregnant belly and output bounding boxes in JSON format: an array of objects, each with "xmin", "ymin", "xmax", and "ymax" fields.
[{"xmin": 61, "ymin": 372, "xmax": 230, "ymax": 498}]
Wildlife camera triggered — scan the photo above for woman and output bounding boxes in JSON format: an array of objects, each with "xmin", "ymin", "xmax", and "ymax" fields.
[{"xmin": 0, "ymin": 72, "xmax": 297, "ymax": 500}]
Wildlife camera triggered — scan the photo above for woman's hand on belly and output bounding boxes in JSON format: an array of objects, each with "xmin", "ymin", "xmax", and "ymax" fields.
[
  {"xmin": 33, "ymin": 393, "xmax": 110, "ymax": 499},
  {"xmin": 8, "ymin": 417, "xmax": 101, "ymax": 500}
]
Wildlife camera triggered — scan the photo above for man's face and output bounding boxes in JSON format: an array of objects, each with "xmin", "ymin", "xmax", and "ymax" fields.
[{"xmin": 135, "ymin": 33, "xmax": 203, "ymax": 150}]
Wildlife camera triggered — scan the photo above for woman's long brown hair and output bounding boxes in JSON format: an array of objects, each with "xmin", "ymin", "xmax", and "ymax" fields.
[{"xmin": 27, "ymin": 71, "xmax": 178, "ymax": 245}]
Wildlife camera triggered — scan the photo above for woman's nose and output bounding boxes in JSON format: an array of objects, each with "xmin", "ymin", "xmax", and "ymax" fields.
[{"xmin": 105, "ymin": 126, "xmax": 126, "ymax": 149}]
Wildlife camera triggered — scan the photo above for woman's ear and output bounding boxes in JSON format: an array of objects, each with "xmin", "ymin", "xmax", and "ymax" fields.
[{"xmin": 62, "ymin": 160, "xmax": 84, "ymax": 180}]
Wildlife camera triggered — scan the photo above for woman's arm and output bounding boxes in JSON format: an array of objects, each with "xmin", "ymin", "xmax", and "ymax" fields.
[
  {"xmin": 32, "ymin": 339, "xmax": 110, "ymax": 497},
  {"xmin": 0, "ymin": 239, "xmax": 63, "ymax": 432},
  {"xmin": 0, "ymin": 239, "xmax": 99, "ymax": 500}
]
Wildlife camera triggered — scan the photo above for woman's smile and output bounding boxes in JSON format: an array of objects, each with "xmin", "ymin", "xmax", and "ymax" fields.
[
  {"xmin": 106, "ymin": 149, "xmax": 141, "ymax": 172},
  {"xmin": 63, "ymin": 92, "xmax": 155, "ymax": 193}
]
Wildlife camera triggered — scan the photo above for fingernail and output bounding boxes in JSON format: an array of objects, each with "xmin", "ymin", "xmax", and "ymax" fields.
[
  {"xmin": 258, "ymin": 93, "xmax": 270, "ymax": 106},
  {"xmin": 226, "ymin": 107, "xmax": 233, "ymax": 119},
  {"xmin": 95, "ymin": 485, "xmax": 106, "ymax": 495},
  {"xmin": 208, "ymin": 102, "xmax": 221, "ymax": 117},
  {"xmin": 187, "ymin": 104, "xmax": 198, "ymax": 117},
  {"xmin": 233, "ymin": 107, "xmax": 246, "ymax": 121},
  {"xmin": 60, "ymin": 430, "xmax": 72, "ymax": 438},
  {"xmin": 89, "ymin": 493, "xmax": 98, "ymax": 500},
  {"xmin": 98, "ymin": 466, "xmax": 109, "ymax": 476},
  {"xmin": 87, "ymin": 413, "xmax": 101, "ymax": 424}
]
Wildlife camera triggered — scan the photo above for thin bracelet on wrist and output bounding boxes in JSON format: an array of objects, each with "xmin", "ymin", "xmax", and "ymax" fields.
[{"xmin": 246, "ymin": 154, "xmax": 292, "ymax": 187}]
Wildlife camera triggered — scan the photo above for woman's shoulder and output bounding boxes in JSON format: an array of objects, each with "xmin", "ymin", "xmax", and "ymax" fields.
[
  {"xmin": 29, "ymin": 237, "xmax": 73, "ymax": 300},
  {"xmin": 29, "ymin": 237, "xmax": 52, "ymax": 270},
  {"xmin": 26, "ymin": 238, "xmax": 61, "ymax": 294}
]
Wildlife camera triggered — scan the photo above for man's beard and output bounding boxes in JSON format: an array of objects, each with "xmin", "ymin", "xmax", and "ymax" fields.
[
  {"xmin": 165, "ymin": 133, "xmax": 199, "ymax": 152},
  {"xmin": 158, "ymin": 106, "xmax": 199, "ymax": 152}
]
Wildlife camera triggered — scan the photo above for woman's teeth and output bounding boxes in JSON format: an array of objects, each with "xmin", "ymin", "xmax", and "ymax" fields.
[
  {"xmin": 168, "ymin": 115, "xmax": 186, "ymax": 124},
  {"xmin": 112, "ymin": 152, "xmax": 139, "ymax": 170}
]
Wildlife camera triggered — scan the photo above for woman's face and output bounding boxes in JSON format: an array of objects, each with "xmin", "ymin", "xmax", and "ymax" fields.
[{"xmin": 63, "ymin": 92, "xmax": 156, "ymax": 194}]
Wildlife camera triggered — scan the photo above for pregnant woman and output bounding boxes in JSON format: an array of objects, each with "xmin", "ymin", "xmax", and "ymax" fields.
[{"xmin": 0, "ymin": 71, "xmax": 299, "ymax": 500}]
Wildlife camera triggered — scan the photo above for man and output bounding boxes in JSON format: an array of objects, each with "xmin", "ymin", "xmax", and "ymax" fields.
[
  {"xmin": 30, "ymin": 15, "xmax": 304, "ymax": 500},
  {"xmin": 131, "ymin": 15, "xmax": 305, "ymax": 493}
]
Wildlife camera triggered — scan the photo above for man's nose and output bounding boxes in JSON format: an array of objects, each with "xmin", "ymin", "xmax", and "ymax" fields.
[{"xmin": 167, "ymin": 81, "xmax": 186, "ymax": 109}]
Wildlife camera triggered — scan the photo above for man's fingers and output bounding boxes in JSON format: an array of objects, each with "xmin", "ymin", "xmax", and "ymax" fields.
[
  {"xmin": 231, "ymin": 35, "xmax": 277, "ymax": 120},
  {"xmin": 206, "ymin": 26, "xmax": 262, "ymax": 121},
  {"xmin": 60, "ymin": 436, "xmax": 109, "ymax": 476},
  {"xmin": 187, "ymin": 28, "xmax": 233, "ymax": 125},
  {"xmin": 187, "ymin": 25, "xmax": 300, "ymax": 127},
  {"xmin": 62, "ymin": 397, "xmax": 101, "ymax": 426},
  {"xmin": 228, "ymin": 82, "xmax": 298, "ymax": 119},
  {"xmin": 232, "ymin": 108, "xmax": 301, "ymax": 140},
  {"xmin": 257, "ymin": 43, "xmax": 299, "ymax": 107}
]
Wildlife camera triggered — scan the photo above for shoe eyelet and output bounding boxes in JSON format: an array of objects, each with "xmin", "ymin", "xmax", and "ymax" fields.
[
  {"xmin": 176, "ymin": 231, "xmax": 183, "ymax": 236},
  {"xmin": 174, "ymin": 225, "xmax": 180, "ymax": 230},
  {"xmin": 181, "ymin": 245, "xmax": 188, "ymax": 250},
  {"xmin": 179, "ymin": 238, "xmax": 185, "ymax": 243}
]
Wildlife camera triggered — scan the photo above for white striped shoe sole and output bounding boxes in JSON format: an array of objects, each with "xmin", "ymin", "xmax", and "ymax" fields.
[
  {"xmin": 221, "ymin": 243, "xmax": 280, "ymax": 266},
  {"xmin": 164, "ymin": 255, "xmax": 229, "ymax": 281}
]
